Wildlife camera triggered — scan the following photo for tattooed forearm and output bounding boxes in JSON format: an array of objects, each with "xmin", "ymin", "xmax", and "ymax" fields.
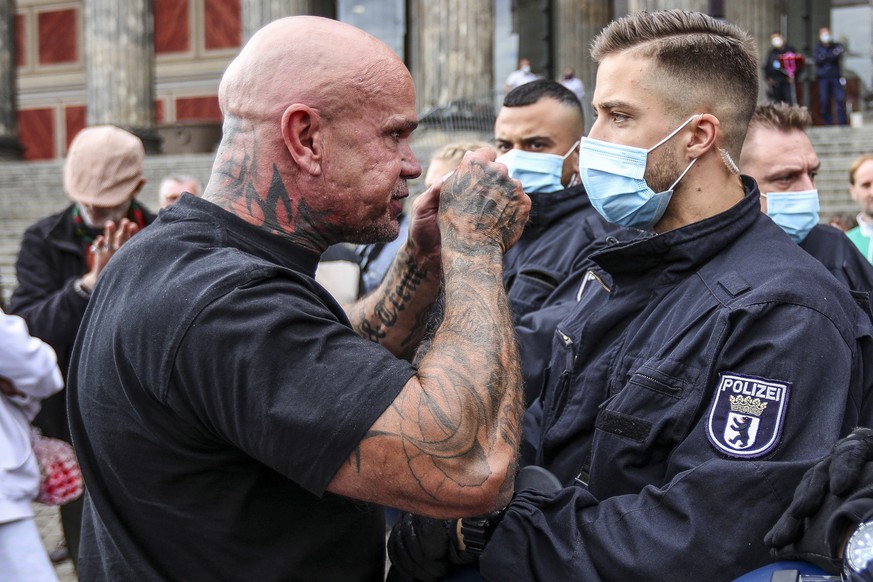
[
  {"xmin": 328, "ymin": 150, "xmax": 528, "ymax": 517},
  {"xmin": 349, "ymin": 245, "xmax": 437, "ymax": 359}
]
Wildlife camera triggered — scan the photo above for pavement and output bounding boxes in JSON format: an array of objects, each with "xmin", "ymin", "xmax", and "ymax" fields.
[{"xmin": 33, "ymin": 503, "xmax": 77, "ymax": 582}]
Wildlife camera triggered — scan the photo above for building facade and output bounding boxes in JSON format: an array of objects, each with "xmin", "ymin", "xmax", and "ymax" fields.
[{"xmin": 5, "ymin": 0, "xmax": 873, "ymax": 160}]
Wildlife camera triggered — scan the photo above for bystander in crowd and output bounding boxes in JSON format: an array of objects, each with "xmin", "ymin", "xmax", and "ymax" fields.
[
  {"xmin": 159, "ymin": 174, "xmax": 202, "ymax": 208},
  {"xmin": 7, "ymin": 125, "xmax": 155, "ymax": 568},
  {"xmin": 848, "ymin": 154, "xmax": 873, "ymax": 262}
]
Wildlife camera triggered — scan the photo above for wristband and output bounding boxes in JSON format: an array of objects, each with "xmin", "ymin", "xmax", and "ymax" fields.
[{"xmin": 460, "ymin": 509, "xmax": 505, "ymax": 555}]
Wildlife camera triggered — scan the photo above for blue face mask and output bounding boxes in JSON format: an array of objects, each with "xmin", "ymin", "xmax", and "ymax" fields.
[
  {"xmin": 763, "ymin": 189, "xmax": 820, "ymax": 243},
  {"xmin": 495, "ymin": 142, "xmax": 578, "ymax": 194},
  {"xmin": 579, "ymin": 115, "xmax": 700, "ymax": 230}
]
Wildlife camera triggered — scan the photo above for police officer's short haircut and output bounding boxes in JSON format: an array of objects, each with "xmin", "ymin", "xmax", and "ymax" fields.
[
  {"xmin": 750, "ymin": 103, "xmax": 811, "ymax": 133},
  {"xmin": 591, "ymin": 9, "xmax": 758, "ymax": 162},
  {"xmin": 503, "ymin": 79, "xmax": 584, "ymax": 122},
  {"xmin": 850, "ymin": 154, "xmax": 873, "ymax": 185}
]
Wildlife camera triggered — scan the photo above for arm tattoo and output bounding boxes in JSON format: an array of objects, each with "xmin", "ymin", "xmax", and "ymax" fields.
[{"xmin": 352, "ymin": 249, "xmax": 433, "ymax": 359}]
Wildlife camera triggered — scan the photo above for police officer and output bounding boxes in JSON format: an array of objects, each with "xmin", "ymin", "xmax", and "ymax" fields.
[
  {"xmin": 388, "ymin": 10, "xmax": 873, "ymax": 581},
  {"xmin": 739, "ymin": 102, "xmax": 873, "ymax": 293},
  {"xmin": 493, "ymin": 80, "xmax": 622, "ymax": 402}
]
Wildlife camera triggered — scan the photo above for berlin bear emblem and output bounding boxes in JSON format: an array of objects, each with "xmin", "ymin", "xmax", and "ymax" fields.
[{"xmin": 706, "ymin": 372, "xmax": 790, "ymax": 458}]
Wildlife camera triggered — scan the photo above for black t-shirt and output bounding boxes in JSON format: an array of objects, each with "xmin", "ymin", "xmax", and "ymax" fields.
[{"xmin": 68, "ymin": 195, "xmax": 416, "ymax": 581}]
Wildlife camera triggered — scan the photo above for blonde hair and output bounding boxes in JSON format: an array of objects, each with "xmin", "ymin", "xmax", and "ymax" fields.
[
  {"xmin": 749, "ymin": 103, "xmax": 812, "ymax": 133},
  {"xmin": 430, "ymin": 141, "xmax": 495, "ymax": 164},
  {"xmin": 850, "ymin": 154, "xmax": 873, "ymax": 185}
]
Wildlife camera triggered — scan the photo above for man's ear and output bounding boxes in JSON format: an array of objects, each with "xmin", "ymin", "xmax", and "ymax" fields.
[
  {"xmin": 687, "ymin": 113, "xmax": 719, "ymax": 159},
  {"xmin": 281, "ymin": 104, "xmax": 323, "ymax": 176}
]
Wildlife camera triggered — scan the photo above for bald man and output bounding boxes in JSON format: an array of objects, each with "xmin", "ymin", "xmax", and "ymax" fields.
[{"xmin": 67, "ymin": 16, "xmax": 529, "ymax": 581}]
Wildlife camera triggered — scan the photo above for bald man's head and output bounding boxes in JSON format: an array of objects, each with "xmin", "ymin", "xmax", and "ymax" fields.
[
  {"xmin": 205, "ymin": 16, "xmax": 421, "ymax": 253},
  {"xmin": 219, "ymin": 16, "xmax": 410, "ymax": 126}
]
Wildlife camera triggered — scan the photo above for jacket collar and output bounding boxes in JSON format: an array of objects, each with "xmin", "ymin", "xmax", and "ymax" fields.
[
  {"xmin": 44, "ymin": 205, "xmax": 85, "ymax": 255},
  {"xmin": 524, "ymin": 182, "xmax": 590, "ymax": 236},
  {"xmin": 591, "ymin": 175, "xmax": 760, "ymax": 277}
]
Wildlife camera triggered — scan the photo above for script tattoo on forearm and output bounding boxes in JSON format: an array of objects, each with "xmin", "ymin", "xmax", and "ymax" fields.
[{"xmin": 355, "ymin": 250, "xmax": 431, "ymax": 359}]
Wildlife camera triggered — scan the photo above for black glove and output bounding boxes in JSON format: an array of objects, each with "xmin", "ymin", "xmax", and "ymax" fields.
[
  {"xmin": 765, "ymin": 428, "xmax": 873, "ymax": 572},
  {"xmin": 386, "ymin": 466, "xmax": 561, "ymax": 581},
  {"xmin": 386, "ymin": 513, "xmax": 475, "ymax": 582}
]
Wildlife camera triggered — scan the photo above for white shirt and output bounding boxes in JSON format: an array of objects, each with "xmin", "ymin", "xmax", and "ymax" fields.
[
  {"xmin": 560, "ymin": 77, "xmax": 585, "ymax": 103},
  {"xmin": 505, "ymin": 69, "xmax": 539, "ymax": 90},
  {"xmin": 0, "ymin": 310, "xmax": 63, "ymax": 523}
]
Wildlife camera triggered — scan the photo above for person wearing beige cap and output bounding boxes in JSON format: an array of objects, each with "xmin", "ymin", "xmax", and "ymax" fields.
[{"xmin": 7, "ymin": 124, "xmax": 154, "ymax": 569}]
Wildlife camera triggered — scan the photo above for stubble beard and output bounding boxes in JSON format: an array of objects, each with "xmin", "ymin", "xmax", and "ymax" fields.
[{"xmin": 346, "ymin": 182, "xmax": 406, "ymax": 245}]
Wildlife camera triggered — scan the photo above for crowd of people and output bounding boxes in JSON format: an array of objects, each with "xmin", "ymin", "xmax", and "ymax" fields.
[{"xmin": 3, "ymin": 8, "xmax": 873, "ymax": 582}]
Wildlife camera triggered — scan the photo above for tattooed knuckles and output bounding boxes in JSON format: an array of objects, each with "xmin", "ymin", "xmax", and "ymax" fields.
[{"xmin": 440, "ymin": 155, "xmax": 530, "ymax": 252}]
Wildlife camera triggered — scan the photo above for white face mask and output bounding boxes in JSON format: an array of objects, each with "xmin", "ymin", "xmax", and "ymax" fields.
[
  {"xmin": 820, "ymin": 34, "xmax": 832, "ymax": 43},
  {"xmin": 772, "ymin": 37, "xmax": 784, "ymax": 49}
]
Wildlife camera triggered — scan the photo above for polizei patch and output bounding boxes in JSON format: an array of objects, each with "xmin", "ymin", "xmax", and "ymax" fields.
[{"xmin": 706, "ymin": 372, "xmax": 791, "ymax": 458}]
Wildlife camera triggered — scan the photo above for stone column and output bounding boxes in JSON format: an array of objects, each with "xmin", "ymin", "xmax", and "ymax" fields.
[
  {"xmin": 551, "ymin": 0, "xmax": 612, "ymax": 129},
  {"xmin": 725, "ymin": 0, "xmax": 782, "ymax": 103},
  {"xmin": 408, "ymin": 0, "xmax": 494, "ymax": 112},
  {"xmin": 242, "ymin": 0, "xmax": 336, "ymax": 43},
  {"xmin": 0, "ymin": 0, "xmax": 21, "ymax": 159},
  {"xmin": 84, "ymin": 0, "xmax": 159, "ymax": 152},
  {"xmin": 624, "ymin": 0, "xmax": 708, "ymax": 12}
]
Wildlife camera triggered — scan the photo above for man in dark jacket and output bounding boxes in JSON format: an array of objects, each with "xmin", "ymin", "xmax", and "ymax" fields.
[
  {"xmin": 494, "ymin": 80, "xmax": 622, "ymax": 402},
  {"xmin": 814, "ymin": 27, "xmax": 848, "ymax": 126},
  {"xmin": 8, "ymin": 125, "xmax": 154, "ymax": 568},
  {"xmin": 740, "ymin": 102, "xmax": 873, "ymax": 294},
  {"xmin": 764, "ymin": 31, "xmax": 803, "ymax": 105}
]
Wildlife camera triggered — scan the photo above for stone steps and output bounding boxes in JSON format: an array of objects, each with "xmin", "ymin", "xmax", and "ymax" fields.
[{"xmin": 807, "ymin": 125, "xmax": 873, "ymax": 217}]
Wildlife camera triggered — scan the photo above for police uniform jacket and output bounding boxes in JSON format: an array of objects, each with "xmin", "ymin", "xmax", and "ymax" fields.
[
  {"xmin": 482, "ymin": 177, "xmax": 873, "ymax": 581},
  {"xmin": 814, "ymin": 42, "xmax": 844, "ymax": 79},
  {"xmin": 503, "ymin": 182, "xmax": 623, "ymax": 403}
]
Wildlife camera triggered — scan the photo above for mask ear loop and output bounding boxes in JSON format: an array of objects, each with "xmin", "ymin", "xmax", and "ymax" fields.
[
  {"xmin": 565, "ymin": 140, "xmax": 582, "ymax": 186},
  {"xmin": 562, "ymin": 140, "xmax": 581, "ymax": 160},
  {"xmin": 647, "ymin": 114, "xmax": 701, "ymax": 153}
]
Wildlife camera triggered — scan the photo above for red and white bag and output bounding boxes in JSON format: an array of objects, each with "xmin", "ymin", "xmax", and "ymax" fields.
[{"xmin": 30, "ymin": 428, "xmax": 84, "ymax": 506}]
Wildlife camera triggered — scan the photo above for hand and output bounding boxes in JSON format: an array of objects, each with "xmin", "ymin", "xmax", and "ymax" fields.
[
  {"xmin": 405, "ymin": 180, "xmax": 443, "ymax": 273},
  {"xmin": 82, "ymin": 218, "xmax": 140, "ymax": 288},
  {"xmin": 439, "ymin": 148, "xmax": 530, "ymax": 254},
  {"xmin": 387, "ymin": 513, "xmax": 476, "ymax": 582},
  {"xmin": 0, "ymin": 377, "xmax": 22, "ymax": 397},
  {"xmin": 766, "ymin": 428, "xmax": 873, "ymax": 571}
]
